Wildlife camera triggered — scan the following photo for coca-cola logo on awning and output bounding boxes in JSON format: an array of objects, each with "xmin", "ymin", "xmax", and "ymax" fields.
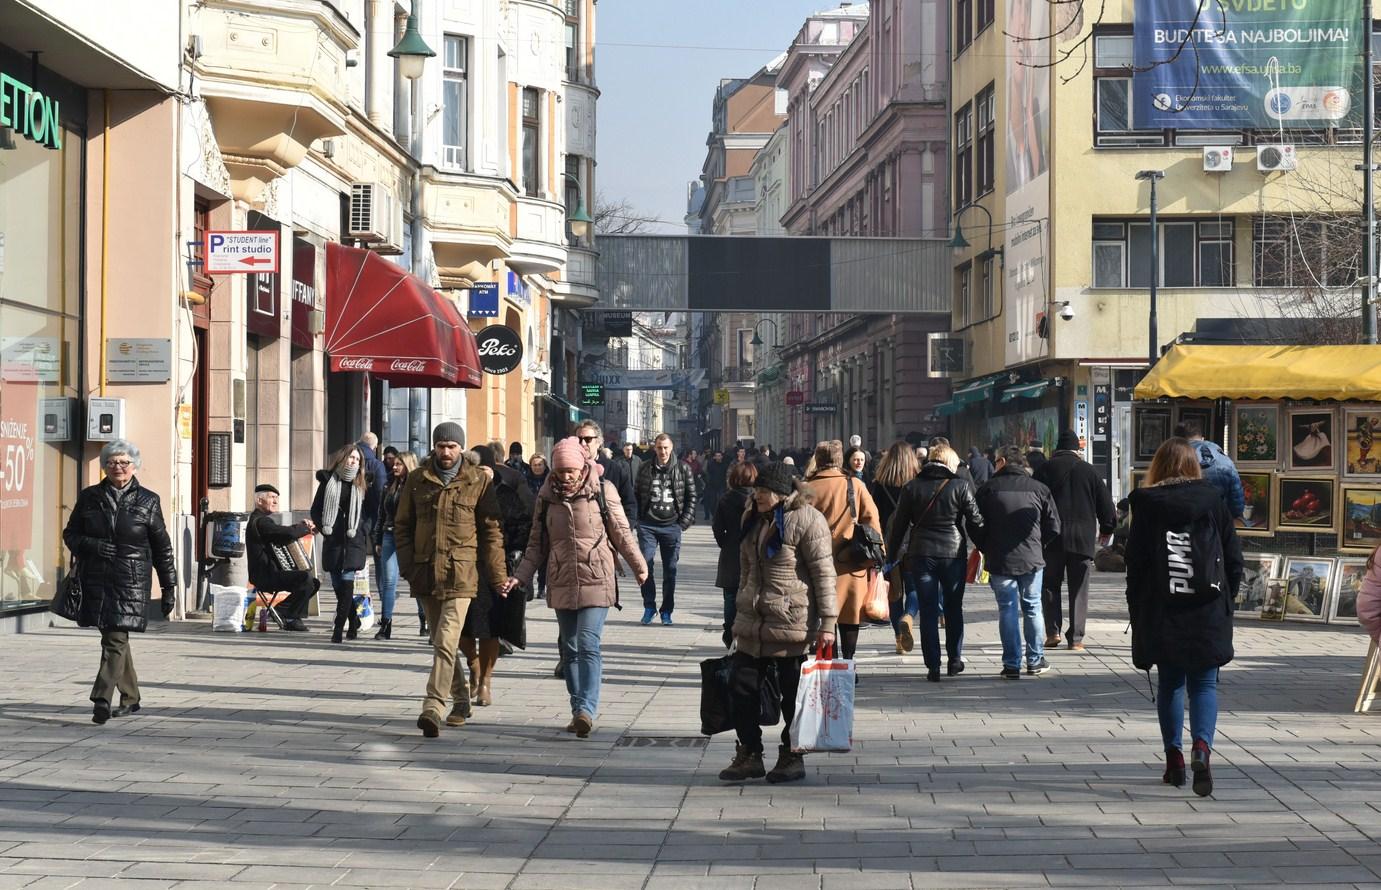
[
  {"xmin": 337, "ymin": 357, "xmax": 375, "ymax": 371},
  {"xmin": 390, "ymin": 359, "xmax": 428, "ymax": 373},
  {"xmin": 477, "ymin": 325, "xmax": 523, "ymax": 375}
]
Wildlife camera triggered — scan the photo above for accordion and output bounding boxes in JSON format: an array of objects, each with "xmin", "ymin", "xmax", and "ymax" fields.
[{"xmin": 268, "ymin": 539, "xmax": 312, "ymax": 574}]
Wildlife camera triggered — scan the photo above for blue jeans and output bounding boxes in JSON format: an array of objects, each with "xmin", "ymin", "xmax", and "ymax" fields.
[
  {"xmin": 638, "ymin": 523, "xmax": 682, "ymax": 615},
  {"xmin": 376, "ymin": 532, "xmax": 399, "ymax": 620},
  {"xmin": 329, "ymin": 570, "xmax": 357, "ymax": 626},
  {"xmin": 910, "ymin": 557, "xmax": 968, "ymax": 670},
  {"xmin": 989, "ymin": 570, "xmax": 1045, "ymax": 670},
  {"xmin": 888, "ymin": 572, "xmax": 919, "ymax": 634},
  {"xmin": 556, "ymin": 606, "xmax": 609, "ymax": 718},
  {"xmin": 1157, "ymin": 665, "xmax": 1219, "ymax": 751}
]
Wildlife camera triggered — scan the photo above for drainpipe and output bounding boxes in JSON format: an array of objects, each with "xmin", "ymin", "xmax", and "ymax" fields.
[
  {"xmin": 367, "ymin": 0, "xmax": 391, "ymax": 131},
  {"xmin": 99, "ymin": 90, "xmax": 111, "ymax": 398}
]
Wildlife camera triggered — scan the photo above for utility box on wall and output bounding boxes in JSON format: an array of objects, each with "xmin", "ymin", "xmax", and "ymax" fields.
[{"xmin": 86, "ymin": 397, "xmax": 125, "ymax": 442}]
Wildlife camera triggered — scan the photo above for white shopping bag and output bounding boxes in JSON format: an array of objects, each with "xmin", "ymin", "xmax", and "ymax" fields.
[
  {"xmin": 211, "ymin": 584, "xmax": 247, "ymax": 633},
  {"xmin": 353, "ymin": 573, "xmax": 375, "ymax": 632},
  {"xmin": 789, "ymin": 643, "xmax": 855, "ymax": 753}
]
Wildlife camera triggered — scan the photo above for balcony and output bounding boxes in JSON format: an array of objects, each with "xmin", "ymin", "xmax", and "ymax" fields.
[
  {"xmin": 552, "ymin": 245, "xmax": 599, "ymax": 308},
  {"xmin": 424, "ymin": 170, "xmax": 516, "ymax": 284},
  {"xmin": 193, "ymin": 0, "xmax": 356, "ymax": 202},
  {"xmin": 508, "ymin": 196, "xmax": 570, "ymax": 275}
]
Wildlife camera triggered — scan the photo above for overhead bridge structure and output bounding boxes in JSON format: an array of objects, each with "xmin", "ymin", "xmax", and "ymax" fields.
[{"xmin": 594, "ymin": 235, "xmax": 952, "ymax": 313}]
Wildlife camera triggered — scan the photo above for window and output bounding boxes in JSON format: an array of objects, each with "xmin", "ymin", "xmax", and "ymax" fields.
[
  {"xmin": 976, "ymin": 85, "xmax": 995, "ymax": 194},
  {"xmin": 1092, "ymin": 218, "xmax": 1236, "ymax": 288},
  {"xmin": 954, "ymin": 103, "xmax": 972, "ymax": 207},
  {"xmin": 1254, "ymin": 217, "xmax": 1359, "ymax": 288},
  {"xmin": 565, "ymin": 155, "xmax": 583, "ymax": 241},
  {"xmin": 980, "ymin": 253, "xmax": 996, "ymax": 320},
  {"xmin": 957, "ymin": 262, "xmax": 972, "ymax": 326},
  {"xmin": 1093, "ymin": 31, "xmax": 1167, "ymax": 146},
  {"xmin": 522, "ymin": 87, "xmax": 541, "ymax": 197},
  {"xmin": 976, "ymin": 0, "xmax": 994, "ymax": 33},
  {"xmin": 956, "ymin": 0, "xmax": 973, "ymax": 51},
  {"xmin": 565, "ymin": 0, "xmax": 581, "ymax": 82},
  {"xmin": 442, "ymin": 36, "xmax": 469, "ymax": 170}
]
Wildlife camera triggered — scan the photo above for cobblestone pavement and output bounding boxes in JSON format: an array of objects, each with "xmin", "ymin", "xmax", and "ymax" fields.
[{"xmin": 1, "ymin": 526, "xmax": 1379, "ymax": 889}]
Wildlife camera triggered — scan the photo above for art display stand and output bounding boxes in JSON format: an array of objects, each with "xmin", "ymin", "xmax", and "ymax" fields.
[{"xmin": 1357, "ymin": 640, "xmax": 1380, "ymax": 714}]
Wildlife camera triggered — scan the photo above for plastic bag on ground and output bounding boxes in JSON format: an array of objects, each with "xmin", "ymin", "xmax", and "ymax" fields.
[{"xmin": 211, "ymin": 584, "xmax": 248, "ymax": 632}]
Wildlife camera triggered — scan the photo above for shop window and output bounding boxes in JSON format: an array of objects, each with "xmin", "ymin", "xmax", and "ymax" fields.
[
  {"xmin": 976, "ymin": 84, "xmax": 995, "ymax": 195},
  {"xmin": 1254, "ymin": 217, "xmax": 1359, "ymax": 289},
  {"xmin": 954, "ymin": 102, "xmax": 972, "ymax": 207},
  {"xmin": 522, "ymin": 87, "xmax": 542, "ymax": 197},
  {"xmin": 1092, "ymin": 218, "xmax": 1235, "ymax": 287},
  {"xmin": 443, "ymin": 35, "xmax": 470, "ymax": 170}
]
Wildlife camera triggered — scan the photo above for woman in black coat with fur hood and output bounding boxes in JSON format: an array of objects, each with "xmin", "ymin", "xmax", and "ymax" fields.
[
  {"xmin": 1126, "ymin": 437, "xmax": 1243, "ymax": 798},
  {"xmin": 711, "ymin": 461, "xmax": 758, "ymax": 647},
  {"xmin": 312, "ymin": 443, "xmax": 381, "ymax": 643}
]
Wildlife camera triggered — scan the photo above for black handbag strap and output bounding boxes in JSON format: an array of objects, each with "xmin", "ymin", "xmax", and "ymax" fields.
[
  {"xmin": 917, "ymin": 479, "xmax": 951, "ymax": 522},
  {"xmin": 846, "ymin": 475, "xmax": 858, "ymax": 520}
]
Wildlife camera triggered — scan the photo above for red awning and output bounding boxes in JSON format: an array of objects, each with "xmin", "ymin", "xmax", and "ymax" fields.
[{"xmin": 325, "ymin": 242, "xmax": 482, "ymax": 388}]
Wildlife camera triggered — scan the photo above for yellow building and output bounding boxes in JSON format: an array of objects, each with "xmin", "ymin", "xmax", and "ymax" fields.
[{"xmin": 948, "ymin": 0, "xmax": 1362, "ymax": 495}]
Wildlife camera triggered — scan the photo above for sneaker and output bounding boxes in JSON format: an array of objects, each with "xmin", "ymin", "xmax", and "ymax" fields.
[
  {"xmin": 572, "ymin": 712, "xmax": 594, "ymax": 738},
  {"xmin": 898, "ymin": 614, "xmax": 915, "ymax": 653},
  {"xmin": 640, "ymin": 607, "xmax": 655, "ymax": 625},
  {"xmin": 947, "ymin": 659, "xmax": 965, "ymax": 676},
  {"xmin": 416, "ymin": 712, "xmax": 441, "ymax": 739},
  {"xmin": 718, "ymin": 743, "xmax": 766, "ymax": 781},
  {"xmin": 660, "ymin": 613, "xmax": 674, "ymax": 626},
  {"xmin": 1163, "ymin": 748, "xmax": 1186, "ymax": 787},
  {"xmin": 1000, "ymin": 667, "xmax": 1021, "ymax": 679},
  {"xmin": 1191, "ymin": 741, "xmax": 1213, "ymax": 797},
  {"xmin": 765, "ymin": 745, "xmax": 806, "ymax": 784},
  {"xmin": 1027, "ymin": 658, "xmax": 1051, "ymax": 676},
  {"xmin": 1045, "ymin": 633, "xmax": 1063, "ymax": 647}
]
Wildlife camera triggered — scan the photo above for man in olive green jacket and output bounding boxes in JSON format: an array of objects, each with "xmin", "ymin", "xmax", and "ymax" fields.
[{"xmin": 394, "ymin": 422, "xmax": 508, "ymax": 737}]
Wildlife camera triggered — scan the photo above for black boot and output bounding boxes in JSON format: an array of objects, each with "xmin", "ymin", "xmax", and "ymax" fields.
[
  {"xmin": 333, "ymin": 583, "xmax": 353, "ymax": 643},
  {"xmin": 331, "ymin": 616, "xmax": 345, "ymax": 644},
  {"xmin": 718, "ymin": 743, "xmax": 766, "ymax": 781},
  {"xmin": 374, "ymin": 618, "xmax": 392, "ymax": 640},
  {"xmin": 765, "ymin": 745, "xmax": 805, "ymax": 784}
]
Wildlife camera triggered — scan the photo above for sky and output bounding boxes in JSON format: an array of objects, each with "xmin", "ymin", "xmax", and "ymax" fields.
[{"xmin": 596, "ymin": 0, "xmax": 837, "ymax": 233}]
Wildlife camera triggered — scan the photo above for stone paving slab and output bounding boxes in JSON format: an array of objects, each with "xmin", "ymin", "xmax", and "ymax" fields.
[{"xmin": 1, "ymin": 526, "xmax": 1378, "ymax": 888}]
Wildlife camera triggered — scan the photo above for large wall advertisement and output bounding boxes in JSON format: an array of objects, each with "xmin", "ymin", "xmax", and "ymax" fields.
[
  {"xmin": 1133, "ymin": 0, "xmax": 1363, "ymax": 130},
  {"xmin": 1004, "ymin": 0, "xmax": 1052, "ymax": 367}
]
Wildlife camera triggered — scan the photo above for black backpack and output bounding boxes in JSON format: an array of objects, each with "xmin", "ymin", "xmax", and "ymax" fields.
[{"xmin": 1162, "ymin": 511, "xmax": 1227, "ymax": 603}]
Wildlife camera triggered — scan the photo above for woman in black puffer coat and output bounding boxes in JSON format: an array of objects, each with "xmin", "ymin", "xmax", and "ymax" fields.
[
  {"xmin": 63, "ymin": 439, "xmax": 177, "ymax": 725},
  {"xmin": 711, "ymin": 461, "xmax": 757, "ymax": 647},
  {"xmin": 1127, "ymin": 437, "xmax": 1242, "ymax": 798},
  {"xmin": 311, "ymin": 443, "xmax": 381, "ymax": 644}
]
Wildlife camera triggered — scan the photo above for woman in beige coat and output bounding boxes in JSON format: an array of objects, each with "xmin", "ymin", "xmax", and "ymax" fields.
[
  {"xmin": 503, "ymin": 437, "xmax": 647, "ymax": 738},
  {"xmin": 807, "ymin": 439, "xmax": 882, "ymax": 661},
  {"xmin": 721, "ymin": 463, "xmax": 837, "ymax": 785}
]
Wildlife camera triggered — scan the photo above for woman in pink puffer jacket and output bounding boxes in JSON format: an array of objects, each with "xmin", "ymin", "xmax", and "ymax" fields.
[{"xmin": 1359, "ymin": 550, "xmax": 1381, "ymax": 646}]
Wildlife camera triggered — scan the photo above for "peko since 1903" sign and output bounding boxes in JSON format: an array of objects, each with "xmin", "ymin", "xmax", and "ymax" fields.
[{"xmin": 476, "ymin": 324, "xmax": 523, "ymax": 375}]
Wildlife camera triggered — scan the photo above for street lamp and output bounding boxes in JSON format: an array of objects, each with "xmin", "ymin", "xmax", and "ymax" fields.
[
  {"xmin": 562, "ymin": 173, "xmax": 594, "ymax": 240},
  {"xmin": 388, "ymin": 11, "xmax": 436, "ymax": 82},
  {"xmin": 1135, "ymin": 170, "xmax": 1166, "ymax": 368},
  {"xmin": 748, "ymin": 317, "xmax": 779, "ymax": 349},
  {"xmin": 951, "ymin": 202, "xmax": 999, "ymax": 258}
]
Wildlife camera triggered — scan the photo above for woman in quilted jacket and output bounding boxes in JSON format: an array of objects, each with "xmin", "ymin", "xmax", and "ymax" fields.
[
  {"xmin": 62, "ymin": 439, "xmax": 177, "ymax": 725},
  {"xmin": 720, "ymin": 462, "xmax": 838, "ymax": 785},
  {"xmin": 504, "ymin": 437, "xmax": 647, "ymax": 738}
]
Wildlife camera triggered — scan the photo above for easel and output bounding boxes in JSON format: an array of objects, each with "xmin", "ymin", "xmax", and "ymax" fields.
[{"xmin": 1357, "ymin": 640, "xmax": 1381, "ymax": 714}]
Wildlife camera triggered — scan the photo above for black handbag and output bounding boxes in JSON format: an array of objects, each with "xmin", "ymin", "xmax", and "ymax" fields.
[
  {"xmin": 699, "ymin": 655, "xmax": 782, "ymax": 735},
  {"xmin": 846, "ymin": 477, "xmax": 886, "ymax": 568},
  {"xmin": 49, "ymin": 555, "xmax": 82, "ymax": 622}
]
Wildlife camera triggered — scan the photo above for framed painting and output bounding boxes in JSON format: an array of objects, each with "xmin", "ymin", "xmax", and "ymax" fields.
[
  {"xmin": 1134, "ymin": 406, "xmax": 1172, "ymax": 464},
  {"xmin": 1286, "ymin": 407, "xmax": 1337, "ymax": 472},
  {"xmin": 1231, "ymin": 403, "xmax": 1280, "ymax": 468},
  {"xmin": 1237, "ymin": 553, "xmax": 1281, "ymax": 613},
  {"xmin": 1281, "ymin": 556, "xmax": 1336, "ymax": 622},
  {"xmin": 1339, "ymin": 485, "xmax": 1381, "ymax": 554},
  {"xmin": 1343, "ymin": 407, "xmax": 1381, "ymax": 479},
  {"xmin": 1175, "ymin": 403, "xmax": 1219, "ymax": 445},
  {"xmin": 1276, "ymin": 475, "xmax": 1338, "ymax": 534},
  {"xmin": 1329, "ymin": 557, "xmax": 1367, "ymax": 625},
  {"xmin": 1234, "ymin": 472, "xmax": 1274, "ymax": 537},
  {"xmin": 1260, "ymin": 577, "xmax": 1288, "ymax": 621}
]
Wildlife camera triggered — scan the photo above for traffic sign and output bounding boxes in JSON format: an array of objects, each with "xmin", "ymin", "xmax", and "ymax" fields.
[
  {"xmin": 714, "ymin": 388, "xmax": 730, "ymax": 406},
  {"xmin": 205, "ymin": 230, "xmax": 280, "ymax": 274}
]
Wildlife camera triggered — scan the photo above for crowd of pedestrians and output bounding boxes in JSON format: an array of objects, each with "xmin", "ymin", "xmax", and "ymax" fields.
[{"xmin": 74, "ymin": 415, "xmax": 1378, "ymax": 802}]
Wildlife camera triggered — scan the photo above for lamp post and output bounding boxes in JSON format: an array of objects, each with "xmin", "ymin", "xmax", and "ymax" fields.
[
  {"xmin": 1135, "ymin": 170, "xmax": 1165, "ymax": 368},
  {"xmin": 950, "ymin": 201, "xmax": 998, "ymax": 256},
  {"xmin": 389, "ymin": 6, "xmax": 435, "ymax": 278},
  {"xmin": 748, "ymin": 317, "xmax": 779, "ymax": 351},
  {"xmin": 562, "ymin": 172, "xmax": 594, "ymax": 242}
]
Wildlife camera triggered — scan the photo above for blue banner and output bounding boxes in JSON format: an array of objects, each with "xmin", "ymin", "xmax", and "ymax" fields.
[
  {"xmin": 468, "ymin": 282, "xmax": 499, "ymax": 318},
  {"xmin": 1133, "ymin": 0, "xmax": 1362, "ymax": 130}
]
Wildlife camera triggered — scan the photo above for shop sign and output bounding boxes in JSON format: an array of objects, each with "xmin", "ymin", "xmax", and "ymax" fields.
[
  {"xmin": 1093, "ymin": 384, "xmax": 1111, "ymax": 439},
  {"xmin": 579, "ymin": 383, "xmax": 605, "ymax": 407},
  {"xmin": 477, "ymin": 325, "xmax": 523, "ymax": 375},
  {"xmin": 468, "ymin": 282, "xmax": 499, "ymax": 318},
  {"xmin": 106, "ymin": 338, "xmax": 172, "ymax": 383},
  {"xmin": 1075, "ymin": 400, "xmax": 1090, "ymax": 455},
  {"xmin": 584, "ymin": 368, "xmax": 707, "ymax": 390},
  {"xmin": 290, "ymin": 238, "xmax": 317, "ymax": 349},
  {"xmin": 803, "ymin": 403, "xmax": 838, "ymax": 415},
  {"xmin": 786, "ymin": 390, "xmax": 805, "ymax": 406},
  {"xmin": 603, "ymin": 311, "xmax": 633, "ymax": 337},
  {"xmin": 205, "ymin": 230, "xmax": 280, "ymax": 274},
  {"xmin": 0, "ymin": 72, "xmax": 61, "ymax": 149},
  {"xmin": 714, "ymin": 388, "xmax": 730, "ymax": 406},
  {"xmin": 505, "ymin": 271, "xmax": 531, "ymax": 308},
  {"xmin": 0, "ymin": 378, "xmax": 37, "ymax": 551},
  {"xmin": 0, "ymin": 337, "xmax": 60, "ymax": 383}
]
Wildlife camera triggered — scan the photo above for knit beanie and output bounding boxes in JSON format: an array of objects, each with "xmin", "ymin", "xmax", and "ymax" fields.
[
  {"xmin": 552, "ymin": 437, "xmax": 587, "ymax": 471},
  {"xmin": 432, "ymin": 421, "xmax": 464, "ymax": 446},
  {"xmin": 1056, "ymin": 429, "xmax": 1081, "ymax": 452},
  {"xmin": 756, "ymin": 462, "xmax": 795, "ymax": 496}
]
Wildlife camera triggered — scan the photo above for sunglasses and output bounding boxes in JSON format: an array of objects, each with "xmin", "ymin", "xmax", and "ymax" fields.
[{"xmin": 578, "ymin": 435, "xmax": 598, "ymax": 444}]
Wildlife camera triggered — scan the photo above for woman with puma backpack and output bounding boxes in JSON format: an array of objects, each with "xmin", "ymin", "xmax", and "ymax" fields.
[{"xmin": 1126, "ymin": 437, "xmax": 1243, "ymax": 797}]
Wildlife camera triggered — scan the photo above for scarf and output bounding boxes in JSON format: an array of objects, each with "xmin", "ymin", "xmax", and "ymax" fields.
[
  {"xmin": 762, "ymin": 505, "xmax": 787, "ymax": 561},
  {"xmin": 435, "ymin": 458, "xmax": 460, "ymax": 485},
  {"xmin": 322, "ymin": 469, "xmax": 363, "ymax": 539},
  {"xmin": 553, "ymin": 467, "xmax": 590, "ymax": 499}
]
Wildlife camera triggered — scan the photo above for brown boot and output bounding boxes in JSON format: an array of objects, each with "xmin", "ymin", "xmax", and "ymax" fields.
[
  {"xmin": 718, "ymin": 743, "xmax": 766, "ymax": 781},
  {"xmin": 476, "ymin": 639, "xmax": 500, "ymax": 706},
  {"xmin": 765, "ymin": 745, "xmax": 805, "ymax": 784}
]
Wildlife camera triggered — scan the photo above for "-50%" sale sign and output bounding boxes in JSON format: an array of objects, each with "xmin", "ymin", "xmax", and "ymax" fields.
[{"xmin": 0, "ymin": 378, "xmax": 37, "ymax": 551}]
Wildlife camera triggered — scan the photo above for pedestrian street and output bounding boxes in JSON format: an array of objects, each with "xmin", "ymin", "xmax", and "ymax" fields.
[{"xmin": 0, "ymin": 526, "xmax": 1378, "ymax": 890}]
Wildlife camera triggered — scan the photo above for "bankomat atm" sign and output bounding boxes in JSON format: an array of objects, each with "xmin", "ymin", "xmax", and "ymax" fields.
[{"xmin": 0, "ymin": 71, "xmax": 62, "ymax": 149}]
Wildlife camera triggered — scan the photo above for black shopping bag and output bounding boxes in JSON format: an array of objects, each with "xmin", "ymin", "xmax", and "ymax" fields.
[{"xmin": 699, "ymin": 654, "xmax": 782, "ymax": 736}]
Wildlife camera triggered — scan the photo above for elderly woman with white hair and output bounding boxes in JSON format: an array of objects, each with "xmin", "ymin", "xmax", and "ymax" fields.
[{"xmin": 62, "ymin": 439, "xmax": 177, "ymax": 725}]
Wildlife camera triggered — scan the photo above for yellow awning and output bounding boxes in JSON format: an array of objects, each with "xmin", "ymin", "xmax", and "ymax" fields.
[{"xmin": 1135, "ymin": 344, "xmax": 1381, "ymax": 402}]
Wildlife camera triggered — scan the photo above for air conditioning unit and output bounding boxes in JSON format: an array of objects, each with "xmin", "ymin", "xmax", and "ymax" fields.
[
  {"xmin": 1202, "ymin": 146, "xmax": 1233, "ymax": 173},
  {"xmin": 1256, "ymin": 144, "xmax": 1297, "ymax": 173},
  {"xmin": 348, "ymin": 182, "xmax": 405, "ymax": 254}
]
